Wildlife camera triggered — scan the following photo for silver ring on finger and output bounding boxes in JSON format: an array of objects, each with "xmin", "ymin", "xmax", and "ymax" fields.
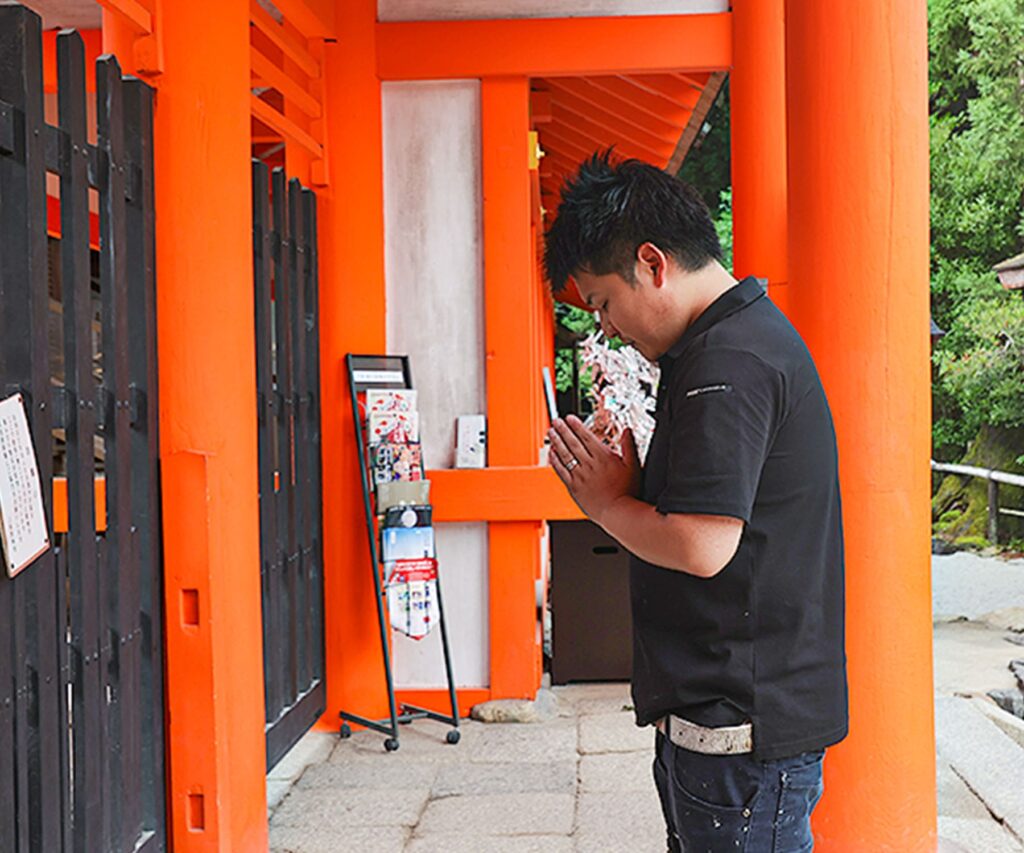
[{"xmin": 565, "ymin": 457, "xmax": 580, "ymax": 472}]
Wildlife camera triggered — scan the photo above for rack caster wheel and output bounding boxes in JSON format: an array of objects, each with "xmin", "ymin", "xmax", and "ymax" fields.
[
  {"xmin": 384, "ymin": 738, "xmax": 400, "ymax": 752},
  {"xmin": 339, "ymin": 723, "xmax": 352, "ymax": 739},
  {"xmin": 446, "ymin": 730, "xmax": 461, "ymax": 745}
]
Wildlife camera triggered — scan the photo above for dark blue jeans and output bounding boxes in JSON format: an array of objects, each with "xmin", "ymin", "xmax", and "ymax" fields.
[{"xmin": 653, "ymin": 732, "xmax": 825, "ymax": 853}]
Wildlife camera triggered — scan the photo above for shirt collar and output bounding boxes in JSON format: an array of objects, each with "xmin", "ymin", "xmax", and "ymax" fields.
[{"xmin": 661, "ymin": 276, "xmax": 767, "ymax": 363}]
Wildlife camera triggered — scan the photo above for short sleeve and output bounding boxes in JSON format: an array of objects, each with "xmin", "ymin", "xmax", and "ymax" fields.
[{"xmin": 656, "ymin": 347, "xmax": 782, "ymax": 522}]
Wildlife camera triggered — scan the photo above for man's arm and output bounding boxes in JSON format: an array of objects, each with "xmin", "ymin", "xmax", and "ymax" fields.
[
  {"xmin": 598, "ymin": 496, "xmax": 742, "ymax": 578},
  {"xmin": 549, "ymin": 416, "xmax": 742, "ymax": 579}
]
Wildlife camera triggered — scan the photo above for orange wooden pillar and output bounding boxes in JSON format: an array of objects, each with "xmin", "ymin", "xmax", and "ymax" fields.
[
  {"xmin": 482, "ymin": 77, "xmax": 545, "ymax": 699},
  {"xmin": 729, "ymin": 0, "xmax": 789, "ymax": 313},
  {"xmin": 785, "ymin": 1, "xmax": 935, "ymax": 850},
  {"xmin": 318, "ymin": 0, "xmax": 390, "ymax": 724},
  {"xmin": 106, "ymin": 1, "xmax": 268, "ymax": 849}
]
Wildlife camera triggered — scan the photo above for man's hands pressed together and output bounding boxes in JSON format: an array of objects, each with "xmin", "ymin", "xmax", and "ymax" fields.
[
  {"xmin": 548, "ymin": 415, "xmax": 640, "ymax": 525},
  {"xmin": 548, "ymin": 416, "xmax": 744, "ymax": 579}
]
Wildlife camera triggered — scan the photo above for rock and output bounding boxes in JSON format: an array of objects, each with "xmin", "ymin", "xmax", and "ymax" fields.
[
  {"xmin": 987, "ymin": 688, "xmax": 1024, "ymax": 720},
  {"xmin": 1011, "ymin": 660, "xmax": 1024, "ymax": 692},
  {"xmin": 470, "ymin": 689, "xmax": 560, "ymax": 724},
  {"xmin": 933, "ymin": 538, "xmax": 959, "ymax": 555},
  {"xmin": 980, "ymin": 606, "xmax": 1024, "ymax": 633},
  {"xmin": 1007, "ymin": 635, "xmax": 1024, "ymax": 647}
]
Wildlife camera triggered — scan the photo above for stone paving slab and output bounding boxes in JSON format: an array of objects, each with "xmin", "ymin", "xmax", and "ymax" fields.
[
  {"xmin": 937, "ymin": 759, "xmax": 991, "ymax": 820},
  {"xmin": 414, "ymin": 793, "xmax": 576, "ymax": 837},
  {"xmin": 938, "ymin": 817, "xmax": 1023, "ymax": 853},
  {"xmin": 269, "ymin": 732, "xmax": 337, "ymax": 783},
  {"xmin": 432, "ymin": 761, "xmax": 577, "ymax": 798},
  {"xmin": 270, "ymin": 824, "xmax": 410, "ymax": 853},
  {"xmin": 573, "ymin": 790, "xmax": 666, "ymax": 852},
  {"xmin": 271, "ymin": 787, "xmax": 429, "ymax": 830},
  {"xmin": 578, "ymin": 711, "xmax": 655, "ymax": 755},
  {"xmin": 552, "ymin": 683, "xmax": 634, "ymax": 718},
  {"xmin": 330, "ymin": 724, "xmax": 467, "ymax": 765},
  {"xmin": 462, "ymin": 720, "xmax": 579, "ymax": 764},
  {"xmin": 936, "ymin": 697, "xmax": 1024, "ymax": 839},
  {"xmin": 298, "ymin": 760, "xmax": 439, "ymax": 792},
  {"xmin": 405, "ymin": 834, "xmax": 574, "ymax": 853},
  {"xmin": 579, "ymin": 751, "xmax": 654, "ymax": 793}
]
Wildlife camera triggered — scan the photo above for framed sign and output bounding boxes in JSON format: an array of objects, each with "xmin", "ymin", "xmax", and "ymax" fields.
[{"xmin": 0, "ymin": 393, "xmax": 50, "ymax": 577}]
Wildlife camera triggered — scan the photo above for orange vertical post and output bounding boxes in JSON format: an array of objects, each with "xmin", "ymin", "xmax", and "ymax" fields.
[
  {"xmin": 317, "ymin": 0, "xmax": 390, "ymax": 724},
  {"xmin": 785, "ymin": 1, "xmax": 935, "ymax": 850},
  {"xmin": 482, "ymin": 77, "xmax": 544, "ymax": 699},
  {"xmin": 729, "ymin": 0, "xmax": 789, "ymax": 313},
  {"xmin": 106, "ymin": 1, "xmax": 269, "ymax": 849}
]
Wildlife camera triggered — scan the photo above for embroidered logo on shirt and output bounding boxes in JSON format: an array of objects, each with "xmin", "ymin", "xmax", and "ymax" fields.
[{"xmin": 685, "ymin": 383, "xmax": 733, "ymax": 398}]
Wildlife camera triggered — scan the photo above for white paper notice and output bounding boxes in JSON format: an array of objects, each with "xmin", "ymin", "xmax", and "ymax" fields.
[{"xmin": 0, "ymin": 394, "xmax": 50, "ymax": 577}]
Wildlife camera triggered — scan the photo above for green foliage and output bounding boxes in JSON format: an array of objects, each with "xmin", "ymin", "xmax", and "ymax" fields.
[
  {"xmin": 554, "ymin": 303, "xmax": 596, "ymax": 393},
  {"xmin": 928, "ymin": 0, "xmax": 1024, "ymax": 459},
  {"xmin": 677, "ymin": 79, "xmax": 731, "ymax": 218},
  {"xmin": 714, "ymin": 188, "xmax": 733, "ymax": 273}
]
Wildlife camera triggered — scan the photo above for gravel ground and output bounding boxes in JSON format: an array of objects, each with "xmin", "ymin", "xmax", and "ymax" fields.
[{"xmin": 933, "ymin": 551, "xmax": 1024, "ymax": 620}]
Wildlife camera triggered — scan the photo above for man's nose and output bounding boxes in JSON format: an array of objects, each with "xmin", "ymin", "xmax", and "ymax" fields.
[{"xmin": 598, "ymin": 312, "xmax": 619, "ymax": 340}]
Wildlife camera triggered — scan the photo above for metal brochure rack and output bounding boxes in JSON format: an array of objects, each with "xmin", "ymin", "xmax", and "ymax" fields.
[{"xmin": 339, "ymin": 354, "xmax": 461, "ymax": 751}]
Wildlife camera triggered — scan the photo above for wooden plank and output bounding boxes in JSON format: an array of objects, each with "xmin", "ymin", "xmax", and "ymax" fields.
[
  {"xmin": 376, "ymin": 13, "xmax": 732, "ymax": 80},
  {"xmin": 253, "ymin": 160, "xmax": 278, "ymax": 736},
  {"xmin": 122, "ymin": 73, "xmax": 166, "ymax": 848},
  {"xmin": 304, "ymin": 189, "xmax": 326, "ymax": 682},
  {"xmin": 251, "ymin": 96, "xmax": 323, "ymax": 159},
  {"xmin": 251, "ymin": 47, "xmax": 320, "ymax": 119},
  {"xmin": 288, "ymin": 179, "xmax": 310, "ymax": 695},
  {"xmin": 250, "ymin": 0, "xmax": 319, "ymax": 79},
  {"xmin": 271, "ymin": 167, "xmax": 295, "ymax": 723},
  {"xmin": 97, "ymin": 54, "xmax": 132, "ymax": 851},
  {"xmin": 0, "ymin": 8, "xmax": 56, "ymax": 851}
]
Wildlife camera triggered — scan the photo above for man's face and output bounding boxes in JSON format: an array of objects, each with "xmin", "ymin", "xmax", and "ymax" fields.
[{"xmin": 573, "ymin": 267, "xmax": 665, "ymax": 361}]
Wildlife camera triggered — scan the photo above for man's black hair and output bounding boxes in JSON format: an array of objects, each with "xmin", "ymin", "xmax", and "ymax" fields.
[{"xmin": 543, "ymin": 150, "xmax": 722, "ymax": 294}]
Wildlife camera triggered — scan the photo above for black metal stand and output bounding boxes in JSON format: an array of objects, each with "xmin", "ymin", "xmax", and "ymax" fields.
[{"xmin": 338, "ymin": 354, "xmax": 461, "ymax": 751}]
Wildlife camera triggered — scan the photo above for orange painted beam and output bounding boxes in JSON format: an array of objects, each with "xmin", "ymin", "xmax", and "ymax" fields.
[
  {"xmin": 583, "ymin": 75, "xmax": 695, "ymax": 125},
  {"xmin": 46, "ymin": 195, "xmax": 100, "ymax": 248},
  {"xmin": 107, "ymin": 1, "xmax": 269, "ymax": 848},
  {"xmin": 251, "ymin": 94, "xmax": 323, "ymax": 157},
  {"xmin": 546, "ymin": 77, "xmax": 681, "ymax": 142},
  {"xmin": 317, "ymin": 0, "xmax": 390, "ymax": 728},
  {"xmin": 785, "ymin": 1, "xmax": 935, "ymax": 849},
  {"xmin": 96, "ymin": 0, "xmax": 152, "ymax": 34},
  {"xmin": 251, "ymin": 46, "xmax": 320, "ymax": 118},
  {"xmin": 265, "ymin": 0, "xmax": 335, "ymax": 39},
  {"xmin": 730, "ymin": 0, "xmax": 788, "ymax": 309},
  {"xmin": 377, "ymin": 14, "xmax": 732, "ymax": 80},
  {"xmin": 552, "ymin": 99, "xmax": 676, "ymax": 161},
  {"xmin": 250, "ymin": 0, "xmax": 319, "ymax": 79},
  {"xmin": 52, "ymin": 477, "xmax": 107, "ymax": 532},
  {"xmin": 482, "ymin": 77, "xmax": 546, "ymax": 700},
  {"xmin": 427, "ymin": 468, "xmax": 583, "ymax": 523}
]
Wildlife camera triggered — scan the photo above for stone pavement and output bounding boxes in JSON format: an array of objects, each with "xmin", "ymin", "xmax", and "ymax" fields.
[
  {"xmin": 266, "ymin": 554, "xmax": 1024, "ymax": 852},
  {"xmin": 269, "ymin": 683, "xmax": 666, "ymax": 853}
]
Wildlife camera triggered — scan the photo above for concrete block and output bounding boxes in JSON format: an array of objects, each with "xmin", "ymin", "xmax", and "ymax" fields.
[
  {"xmin": 270, "ymin": 824, "xmax": 409, "ymax": 853},
  {"xmin": 579, "ymin": 712, "xmax": 655, "ymax": 755},
  {"xmin": 406, "ymin": 835, "xmax": 573, "ymax": 853},
  {"xmin": 573, "ymin": 791, "xmax": 667, "ymax": 852},
  {"xmin": 463, "ymin": 719, "xmax": 578, "ymax": 764},
  {"xmin": 271, "ymin": 786, "xmax": 429, "ymax": 830},
  {"xmin": 936, "ymin": 697, "xmax": 1024, "ymax": 839},
  {"xmin": 579, "ymin": 751, "xmax": 655, "ymax": 793},
  {"xmin": 414, "ymin": 793, "xmax": 575, "ymax": 836},
  {"xmin": 269, "ymin": 731, "xmax": 337, "ymax": 782},
  {"xmin": 432, "ymin": 761, "xmax": 577, "ymax": 797},
  {"xmin": 937, "ymin": 817, "xmax": 1024, "ymax": 853},
  {"xmin": 267, "ymin": 780, "xmax": 292, "ymax": 814}
]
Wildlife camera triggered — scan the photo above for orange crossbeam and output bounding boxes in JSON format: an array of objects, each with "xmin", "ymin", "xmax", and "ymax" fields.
[
  {"xmin": 250, "ymin": 0, "xmax": 319, "ymax": 79},
  {"xmin": 251, "ymin": 95, "xmax": 323, "ymax": 158},
  {"xmin": 251, "ymin": 46, "xmax": 321, "ymax": 119},
  {"xmin": 96, "ymin": 0, "xmax": 152, "ymax": 34},
  {"xmin": 427, "ymin": 467, "xmax": 584, "ymax": 523},
  {"xmin": 377, "ymin": 14, "xmax": 731, "ymax": 80}
]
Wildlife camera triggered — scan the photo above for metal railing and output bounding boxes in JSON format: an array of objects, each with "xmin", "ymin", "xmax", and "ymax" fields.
[{"xmin": 931, "ymin": 460, "xmax": 1024, "ymax": 543}]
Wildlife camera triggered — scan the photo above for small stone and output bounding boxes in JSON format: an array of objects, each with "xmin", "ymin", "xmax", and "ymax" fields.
[
  {"xmin": 987, "ymin": 688, "xmax": 1024, "ymax": 720},
  {"xmin": 1010, "ymin": 659, "xmax": 1024, "ymax": 691},
  {"xmin": 980, "ymin": 606, "xmax": 1024, "ymax": 633},
  {"xmin": 933, "ymin": 538, "xmax": 959, "ymax": 555},
  {"xmin": 470, "ymin": 688, "xmax": 560, "ymax": 724}
]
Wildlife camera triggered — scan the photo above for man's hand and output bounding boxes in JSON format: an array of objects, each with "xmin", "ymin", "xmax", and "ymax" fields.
[{"xmin": 548, "ymin": 416, "xmax": 640, "ymax": 526}]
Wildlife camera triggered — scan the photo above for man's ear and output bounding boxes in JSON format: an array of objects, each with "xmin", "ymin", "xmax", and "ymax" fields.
[{"xmin": 635, "ymin": 242, "xmax": 668, "ymax": 288}]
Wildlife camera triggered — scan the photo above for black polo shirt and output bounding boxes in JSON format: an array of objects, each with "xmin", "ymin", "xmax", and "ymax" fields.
[{"xmin": 631, "ymin": 276, "xmax": 848, "ymax": 761}]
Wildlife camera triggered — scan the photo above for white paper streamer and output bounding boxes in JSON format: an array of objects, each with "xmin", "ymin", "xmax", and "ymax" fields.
[{"xmin": 579, "ymin": 329, "xmax": 659, "ymax": 462}]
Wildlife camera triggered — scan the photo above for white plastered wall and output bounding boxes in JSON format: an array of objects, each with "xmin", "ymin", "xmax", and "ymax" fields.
[
  {"xmin": 379, "ymin": 0, "xmax": 729, "ymax": 21},
  {"xmin": 383, "ymin": 80, "xmax": 489, "ymax": 688}
]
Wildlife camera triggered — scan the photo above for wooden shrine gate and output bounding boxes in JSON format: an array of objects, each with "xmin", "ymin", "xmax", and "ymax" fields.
[
  {"xmin": 252, "ymin": 161, "xmax": 327, "ymax": 771},
  {"xmin": 0, "ymin": 8, "xmax": 166, "ymax": 852}
]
